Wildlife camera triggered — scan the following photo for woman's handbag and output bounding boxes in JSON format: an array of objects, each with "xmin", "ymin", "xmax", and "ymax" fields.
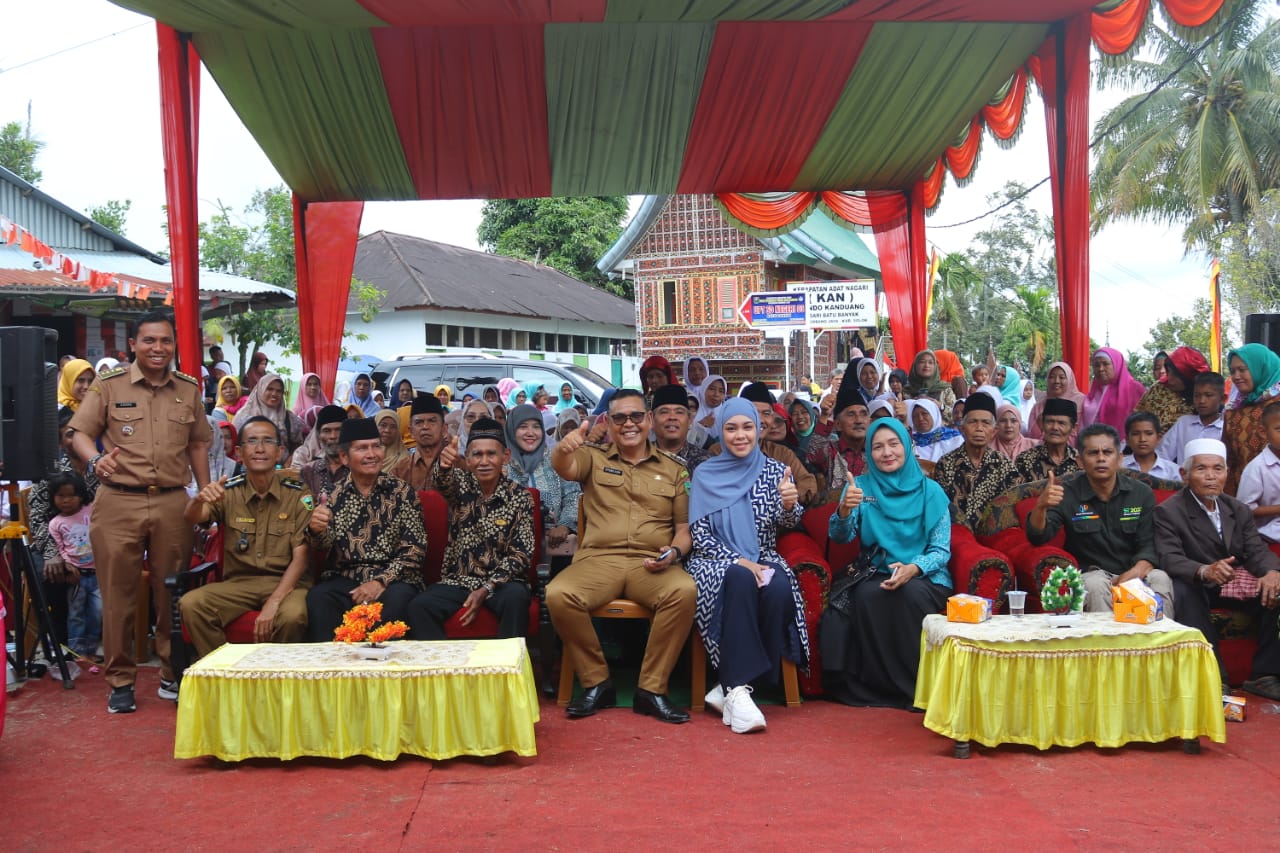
[{"xmin": 825, "ymin": 547, "xmax": 882, "ymax": 616}]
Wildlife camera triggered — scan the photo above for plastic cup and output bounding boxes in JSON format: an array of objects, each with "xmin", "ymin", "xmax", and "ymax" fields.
[{"xmin": 1007, "ymin": 590, "xmax": 1027, "ymax": 616}]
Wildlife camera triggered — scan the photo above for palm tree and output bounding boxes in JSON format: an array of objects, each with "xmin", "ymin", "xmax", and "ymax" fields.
[
  {"xmin": 1004, "ymin": 284, "xmax": 1060, "ymax": 377},
  {"xmin": 1091, "ymin": 1, "xmax": 1280, "ymax": 252},
  {"xmin": 930, "ymin": 252, "xmax": 982, "ymax": 353}
]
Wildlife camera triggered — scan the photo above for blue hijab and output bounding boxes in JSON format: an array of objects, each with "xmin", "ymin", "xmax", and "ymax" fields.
[
  {"xmin": 349, "ymin": 373, "xmax": 380, "ymax": 416},
  {"xmin": 689, "ymin": 398, "xmax": 767, "ymax": 562},
  {"xmin": 855, "ymin": 418, "xmax": 950, "ymax": 564}
]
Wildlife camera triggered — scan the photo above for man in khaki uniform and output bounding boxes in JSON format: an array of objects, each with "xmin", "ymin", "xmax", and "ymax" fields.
[
  {"xmin": 70, "ymin": 311, "xmax": 211, "ymax": 714},
  {"xmin": 180, "ymin": 416, "xmax": 314, "ymax": 657},
  {"xmin": 547, "ymin": 389, "xmax": 696, "ymax": 724}
]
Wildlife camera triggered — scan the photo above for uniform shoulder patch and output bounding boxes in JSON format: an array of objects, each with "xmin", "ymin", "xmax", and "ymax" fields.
[
  {"xmin": 100, "ymin": 366, "xmax": 129, "ymax": 379},
  {"xmin": 224, "ymin": 474, "xmax": 247, "ymax": 489},
  {"xmin": 173, "ymin": 370, "xmax": 200, "ymax": 385},
  {"xmin": 655, "ymin": 448, "xmax": 684, "ymax": 465}
]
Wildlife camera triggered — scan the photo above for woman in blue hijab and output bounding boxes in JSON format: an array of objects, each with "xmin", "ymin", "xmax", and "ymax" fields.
[
  {"xmin": 348, "ymin": 372, "xmax": 380, "ymax": 416},
  {"xmin": 686, "ymin": 398, "xmax": 809, "ymax": 734},
  {"xmin": 820, "ymin": 417, "xmax": 952, "ymax": 708}
]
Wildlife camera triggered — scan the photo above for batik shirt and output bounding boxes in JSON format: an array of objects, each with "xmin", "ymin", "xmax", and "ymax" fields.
[
  {"xmin": 806, "ymin": 433, "xmax": 867, "ymax": 504},
  {"xmin": 932, "ymin": 446, "xmax": 1019, "ymax": 530},
  {"xmin": 310, "ymin": 472, "xmax": 427, "ymax": 589},
  {"xmin": 1014, "ymin": 444, "xmax": 1080, "ymax": 484},
  {"xmin": 674, "ymin": 441, "xmax": 710, "ymax": 474},
  {"xmin": 434, "ymin": 463, "xmax": 536, "ymax": 591},
  {"xmin": 300, "ymin": 457, "xmax": 348, "ymax": 502}
]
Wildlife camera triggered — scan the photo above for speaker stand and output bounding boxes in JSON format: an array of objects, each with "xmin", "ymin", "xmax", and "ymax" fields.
[{"xmin": 2, "ymin": 483, "xmax": 74, "ymax": 688}]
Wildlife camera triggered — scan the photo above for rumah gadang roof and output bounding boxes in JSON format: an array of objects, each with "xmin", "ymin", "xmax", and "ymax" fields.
[
  {"xmin": 354, "ymin": 231, "xmax": 636, "ymax": 327},
  {"xmin": 109, "ymin": 0, "xmax": 1107, "ymax": 203}
]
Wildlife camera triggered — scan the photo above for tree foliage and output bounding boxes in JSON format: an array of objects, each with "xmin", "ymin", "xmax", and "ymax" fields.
[
  {"xmin": 88, "ymin": 199, "xmax": 132, "ymax": 237},
  {"xmin": 1143, "ymin": 297, "xmax": 1218, "ymax": 361},
  {"xmin": 0, "ymin": 110, "xmax": 44, "ymax": 184},
  {"xmin": 198, "ymin": 185, "xmax": 382, "ymax": 374},
  {"xmin": 477, "ymin": 196, "xmax": 631, "ymax": 298},
  {"xmin": 1220, "ymin": 189, "xmax": 1280, "ymax": 317},
  {"xmin": 927, "ymin": 183, "xmax": 1061, "ymax": 378}
]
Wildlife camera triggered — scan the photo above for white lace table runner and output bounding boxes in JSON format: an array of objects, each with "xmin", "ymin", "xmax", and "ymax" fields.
[
  {"xmin": 923, "ymin": 613, "xmax": 1196, "ymax": 650},
  {"xmin": 186, "ymin": 639, "xmax": 527, "ymax": 679}
]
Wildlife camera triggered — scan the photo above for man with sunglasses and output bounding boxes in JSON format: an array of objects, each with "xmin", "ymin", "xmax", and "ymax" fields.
[
  {"xmin": 181, "ymin": 416, "xmax": 314, "ymax": 658},
  {"xmin": 547, "ymin": 388, "xmax": 697, "ymax": 724}
]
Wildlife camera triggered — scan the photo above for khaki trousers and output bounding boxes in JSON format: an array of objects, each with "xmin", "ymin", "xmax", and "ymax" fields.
[
  {"xmin": 179, "ymin": 574, "xmax": 309, "ymax": 657},
  {"xmin": 89, "ymin": 488, "xmax": 193, "ymax": 688},
  {"xmin": 1082, "ymin": 568, "xmax": 1175, "ymax": 618},
  {"xmin": 546, "ymin": 554, "xmax": 696, "ymax": 694}
]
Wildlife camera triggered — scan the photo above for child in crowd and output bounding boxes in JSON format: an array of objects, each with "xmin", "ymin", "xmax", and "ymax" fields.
[
  {"xmin": 1122, "ymin": 412, "xmax": 1181, "ymax": 481},
  {"xmin": 951, "ymin": 398, "xmax": 966, "ymax": 425},
  {"xmin": 1158, "ymin": 372, "xmax": 1225, "ymax": 466},
  {"xmin": 969, "ymin": 364, "xmax": 989, "ymax": 395},
  {"xmin": 1238, "ymin": 400, "xmax": 1280, "ymax": 543},
  {"xmin": 47, "ymin": 471, "xmax": 100, "ymax": 659}
]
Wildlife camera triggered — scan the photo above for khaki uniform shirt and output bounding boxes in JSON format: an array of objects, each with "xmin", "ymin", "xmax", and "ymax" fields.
[
  {"xmin": 567, "ymin": 442, "xmax": 689, "ymax": 558},
  {"xmin": 392, "ymin": 445, "xmax": 441, "ymax": 490},
  {"xmin": 70, "ymin": 362, "xmax": 212, "ymax": 489},
  {"xmin": 206, "ymin": 470, "xmax": 313, "ymax": 580}
]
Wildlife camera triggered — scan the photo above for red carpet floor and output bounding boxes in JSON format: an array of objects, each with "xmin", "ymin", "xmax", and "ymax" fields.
[{"xmin": 3, "ymin": 665, "xmax": 1279, "ymax": 851}]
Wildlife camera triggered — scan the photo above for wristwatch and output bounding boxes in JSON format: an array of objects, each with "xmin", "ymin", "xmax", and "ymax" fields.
[
  {"xmin": 483, "ymin": 581, "xmax": 496, "ymax": 597},
  {"xmin": 87, "ymin": 453, "xmax": 104, "ymax": 475}
]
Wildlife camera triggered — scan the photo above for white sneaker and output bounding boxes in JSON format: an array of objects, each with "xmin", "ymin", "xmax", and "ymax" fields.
[
  {"xmin": 704, "ymin": 684, "xmax": 726, "ymax": 715},
  {"xmin": 722, "ymin": 685, "xmax": 766, "ymax": 734}
]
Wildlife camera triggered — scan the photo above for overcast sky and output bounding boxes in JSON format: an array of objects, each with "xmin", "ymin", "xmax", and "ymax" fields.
[{"xmin": 0, "ymin": 1, "xmax": 1226, "ymax": 354}]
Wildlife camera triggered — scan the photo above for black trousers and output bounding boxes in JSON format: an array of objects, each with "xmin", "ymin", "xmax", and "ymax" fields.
[
  {"xmin": 716, "ymin": 563, "xmax": 796, "ymax": 689},
  {"xmin": 305, "ymin": 577, "xmax": 417, "ymax": 643},
  {"xmin": 407, "ymin": 582, "xmax": 531, "ymax": 640},
  {"xmin": 1171, "ymin": 577, "xmax": 1280, "ymax": 681}
]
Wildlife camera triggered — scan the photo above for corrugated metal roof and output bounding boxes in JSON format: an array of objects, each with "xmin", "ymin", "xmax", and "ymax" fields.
[{"xmin": 355, "ymin": 231, "xmax": 635, "ymax": 327}]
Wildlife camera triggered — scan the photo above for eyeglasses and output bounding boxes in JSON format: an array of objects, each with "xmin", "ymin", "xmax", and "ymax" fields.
[
  {"xmin": 609, "ymin": 412, "xmax": 647, "ymax": 426},
  {"xmin": 242, "ymin": 437, "xmax": 281, "ymax": 447}
]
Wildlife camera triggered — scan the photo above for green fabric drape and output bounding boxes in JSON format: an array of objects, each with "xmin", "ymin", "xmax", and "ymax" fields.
[
  {"xmin": 795, "ymin": 22, "xmax": 1047, "ymax": 190},
  {"xmin": 194, "ymin": 29, "xmax": 415, "ymax": 201},
  {"xmin": 116, "ymin": 0, "xmax": 382, "ymax": 31},
  {"xmin": 545, "ymin": 22, "xmax": 715, "ymax": 196},
  {"xmin": 603, "ymin": 0, "xmax": 850, "ymax": 21}
]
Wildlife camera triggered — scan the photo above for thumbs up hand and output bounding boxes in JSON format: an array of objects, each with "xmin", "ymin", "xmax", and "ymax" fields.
[
  {"xmin": 839, "ymin": 479, "xmax": 864, "ymax": 517},
  {"xmin": 197, "ymin": 474, "xmax": 229, "ymax": 505},
  {"xmin": 96, "ymin": 446, "xmax": 122, "ymax": 479},
  {"xmin": 558, "ymin": 420, "xmax": 592, "ymax": 455},
  {"xmin": 1038, "ymin": 471, "xmax": 1065, "ymax": 510},
  {"xmin": 440, "ymin": 435, "xmax": 459, "ymax": 469},
  {"xmin": 779, "ymin": 467, "xmax": 798, "ymax": 511},
  {"xmin": 309, "ymin": 489, "xmax": 334, "ymax": 534}
]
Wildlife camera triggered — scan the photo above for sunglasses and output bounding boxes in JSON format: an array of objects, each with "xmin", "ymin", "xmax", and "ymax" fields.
[{"xmin": 609, "ymin": 412, "xmax": 647, "ymax": 426}]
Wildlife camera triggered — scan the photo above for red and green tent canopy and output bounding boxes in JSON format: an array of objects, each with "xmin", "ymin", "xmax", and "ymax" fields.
[{"xmin": 110, "ymin": 0, "xmax": 1231, "ymax": 389}]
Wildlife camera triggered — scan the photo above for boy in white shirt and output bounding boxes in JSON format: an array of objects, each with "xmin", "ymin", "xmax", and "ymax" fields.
[
  {"xmin": 1159, "ymin": 372, "xmax": 1225, "ymax": 466},
  {"xmin": 1238, "ymin": 400, "xmax": 1280, "ymax": 543},
  {"xmin": 1123, "ymin": 411, "xmax": 1182, "ymax": 481}
]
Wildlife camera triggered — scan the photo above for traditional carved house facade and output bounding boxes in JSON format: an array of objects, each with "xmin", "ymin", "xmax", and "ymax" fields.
[{"xmin": 598, "ymin": 194, "xmax": 879, "ymax": 390}]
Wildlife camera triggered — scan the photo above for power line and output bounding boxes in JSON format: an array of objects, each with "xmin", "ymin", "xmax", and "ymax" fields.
[
  {"xmin": 0, "ymin": 23, "xmax": 148, "ymax": 75},
  {"xmin": 931, "ymin": 2, "xmax": 1249, "ymax": 230}
]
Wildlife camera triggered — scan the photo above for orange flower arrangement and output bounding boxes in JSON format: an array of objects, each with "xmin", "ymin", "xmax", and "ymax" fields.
[{"xmin": 332, "ymin": 602, "xmax": 409, "ymax": 645}]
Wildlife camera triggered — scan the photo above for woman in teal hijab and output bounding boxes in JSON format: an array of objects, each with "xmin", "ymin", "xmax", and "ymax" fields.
[
  {"xmin": 819, "ymin": 417, "xmax": 952, "ymax": 708},
  {"xmin": 1223, "ymin": 343, "xmax": 1280, "ymax": 494},
  {"xmin": 993, "ymin": 364, "xmax": 1022, "ymax": 406}
]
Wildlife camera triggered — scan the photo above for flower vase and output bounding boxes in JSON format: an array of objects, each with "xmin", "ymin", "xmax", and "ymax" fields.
[{"xmin": 352, "ymin": 642, "xmax": 394, "ymax": 661}]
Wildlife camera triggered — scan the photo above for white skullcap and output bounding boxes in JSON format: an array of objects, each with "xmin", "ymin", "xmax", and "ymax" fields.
[
  {"xmin": 1184, "ymin": 438, "xmax": 1227, "ymax": 464},
  {"xmin": 867, "ymin": 399, "xmax": 894, "ymax": 419}
]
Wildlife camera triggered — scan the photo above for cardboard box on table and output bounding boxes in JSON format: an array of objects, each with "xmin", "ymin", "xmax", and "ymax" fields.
[
  {"xmin": 1112, "ymin": 578, "xmax": 1164, "ymax": 624},
  {"xmin": 947, "ymin": 594, "xmax": 992, "ymax": 624}
]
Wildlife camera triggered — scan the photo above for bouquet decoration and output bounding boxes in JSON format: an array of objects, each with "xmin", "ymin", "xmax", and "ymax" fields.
[
  {"xmin": 333, "ymin": 602, "xmax": 408, "ymax": 646},
  {"xmin": 1041, "ymin": 564, "xmax": 1084, "ymax": 615}
]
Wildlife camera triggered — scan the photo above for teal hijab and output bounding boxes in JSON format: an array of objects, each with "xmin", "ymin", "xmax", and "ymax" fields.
[
  {"xmin": 996, "ymin": 364, "xmax": 1022, "ymax": 406},
  {"xmin": 1230, "ymin": 344, "xmax": 1280, "ymax": 404},
  {"xmin": 853, "ymin": 418, "xmax": 951, "ymax": 564}
]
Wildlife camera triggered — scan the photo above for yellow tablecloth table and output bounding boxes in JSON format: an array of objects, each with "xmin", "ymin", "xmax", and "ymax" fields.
[
  {"xmin": 175, "ymin": 639, "xmax": 540, "ymax": 761},
  {"xmin": 914, "ymin": 613, "xmax": 1225, "ymax": 752}
]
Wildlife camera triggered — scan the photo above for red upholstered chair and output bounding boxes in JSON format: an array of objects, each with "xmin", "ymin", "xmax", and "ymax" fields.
[{"xmin": 417, "ymin": 487, "xmax": 545, "ymax": 639}]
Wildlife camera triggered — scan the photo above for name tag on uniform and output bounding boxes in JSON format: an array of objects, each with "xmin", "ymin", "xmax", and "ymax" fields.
[
  {"xmin": 113, "ymin": 402, "xmax": 137, "ymax": 408},
  {"xmin": 603, "ymin": 466, "xmax": 623, "ymax": 475},
  {"xmin": 235, "ymin": 517, "xmax": 255, "ymax": 524}
]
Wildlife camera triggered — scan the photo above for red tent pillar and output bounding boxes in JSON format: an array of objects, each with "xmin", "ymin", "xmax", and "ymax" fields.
[
  {"xmin": 871, "ymin": 182, "xmax": 929, "ymax": 360},
  {"xmin": 1039, "ymin": 13, "xmax": 1091, "ymax": 382},
  {"xmin": 156, "ymin": 24, "xmax": 202, "ymax": 375},
  {"xmin": 293, "ymin": 198, "xmax": 365, "ymax": 397}
]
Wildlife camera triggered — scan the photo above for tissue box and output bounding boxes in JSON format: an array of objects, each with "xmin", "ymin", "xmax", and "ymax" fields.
[
  {"xmin": 1224, "ymin": 694, "xmax": 1247, "ymax": 722},
  {"xmin": 1112, "ymin": 578, "xmax": 1164, "ymax": 623},
  {"xmin": 947, "ymin": 594, "xmax": 992, "ymax": 623}
]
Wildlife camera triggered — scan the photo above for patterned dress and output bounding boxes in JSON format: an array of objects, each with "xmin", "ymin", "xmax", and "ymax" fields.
[
  {"xmin": 1134, "ymin": 382, "xmax": 1191, "ymax": 436},
  {"xmin": 686, "ymin": 457, "xmax": 809, "ymax": 670}
]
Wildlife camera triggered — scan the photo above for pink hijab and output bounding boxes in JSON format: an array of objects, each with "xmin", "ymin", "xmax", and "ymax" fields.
[
  {"xmin": 292, "ymin": 371, "xmax": 330, "ymax": 416},
  {"xmin": 993, "ymin": 403, "xmax": 1040, "ymax": 461},
  {"xmin": 1027, "ymin": 361, "xmax": 1087, "ymax": 440},
  {"xmin": 1083, "ymin": 347, "xmax": 1147, "ymax": 432}
]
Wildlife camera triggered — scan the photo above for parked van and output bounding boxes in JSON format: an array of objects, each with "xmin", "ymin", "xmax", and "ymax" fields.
[{"xmin": 372, "ymin": 355, "xmax": 613, "ymax": 409}]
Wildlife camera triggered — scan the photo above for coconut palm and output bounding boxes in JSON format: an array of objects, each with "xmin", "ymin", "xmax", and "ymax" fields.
[
  {"xmin": 1091, "ymin": 1, "xmax": 1280, "ymax": 252},
  {"xmin": 1004, "ymin": 284, "xmax": 1060, "ymax": 377}
]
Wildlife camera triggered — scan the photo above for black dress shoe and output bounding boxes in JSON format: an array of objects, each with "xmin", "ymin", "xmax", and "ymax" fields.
[
  {"xmin": 633, "ymin": 688, "xmax": 690, "ymax": 724},
  {"xmin": 566, "ymin": 679, "xmax": 616, "ymax": 718}
]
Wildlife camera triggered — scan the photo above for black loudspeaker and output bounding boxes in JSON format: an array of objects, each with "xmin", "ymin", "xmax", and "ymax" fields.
[
  {"xmin": 0, "ymin": 326, "xmax": 60, "ymax": 481},
  {"xmin": 1244, "ymin": 314, "xmax": 1280, "ymax": 356}
]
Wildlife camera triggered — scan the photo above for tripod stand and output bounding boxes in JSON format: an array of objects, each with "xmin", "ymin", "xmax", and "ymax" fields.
[{"xmin": 2, "ymin": 482, "xmax": 74, "ymax": 688}]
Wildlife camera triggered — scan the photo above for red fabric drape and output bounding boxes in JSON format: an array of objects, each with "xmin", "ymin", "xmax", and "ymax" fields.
[
  {"xmin": 371, "ymin": 25, "xmax": 552, "ymax": 200},
  {"xmin": 1091, "ymin": 0, "xmax": 1225, "ymax": 54},
  {"xmin": 677, "ymin": 22, "xmax": 872, "ymax": 193},
  {"xmin": 717, "ymin": 191, "xmax": 818, "ymax": 231},
  {"xmin": 293, "ymin": 198, "xmax": 365, "ymax": 398},
  {"xmin": 921, "ymin": 159, "xmax": 944, "ymax": 208},
  {"xmin": 1039, "ymin": 15, "xmax": 1092, "ymax": 384},
  {"xmin": 1161, "ymin": 0, "xmax": 1225, "ymax": 27},
  {"xmin": 943, "ymin": 118, "xmax": 983, "ymax": 181},
  {"xmin": 156, "ymin": 24, "xmax": 202, "ymax": 376},
  {"xmin": 869, "ymin": 183, "xmax": 928, "ymax": 361},
  {"xmin": 819, "ymin": 189, "xmax": 906, "ymax": 226},
  {"xmin": 981, "ymin": 68, "xmax": 1028, "ymax": 141}
]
